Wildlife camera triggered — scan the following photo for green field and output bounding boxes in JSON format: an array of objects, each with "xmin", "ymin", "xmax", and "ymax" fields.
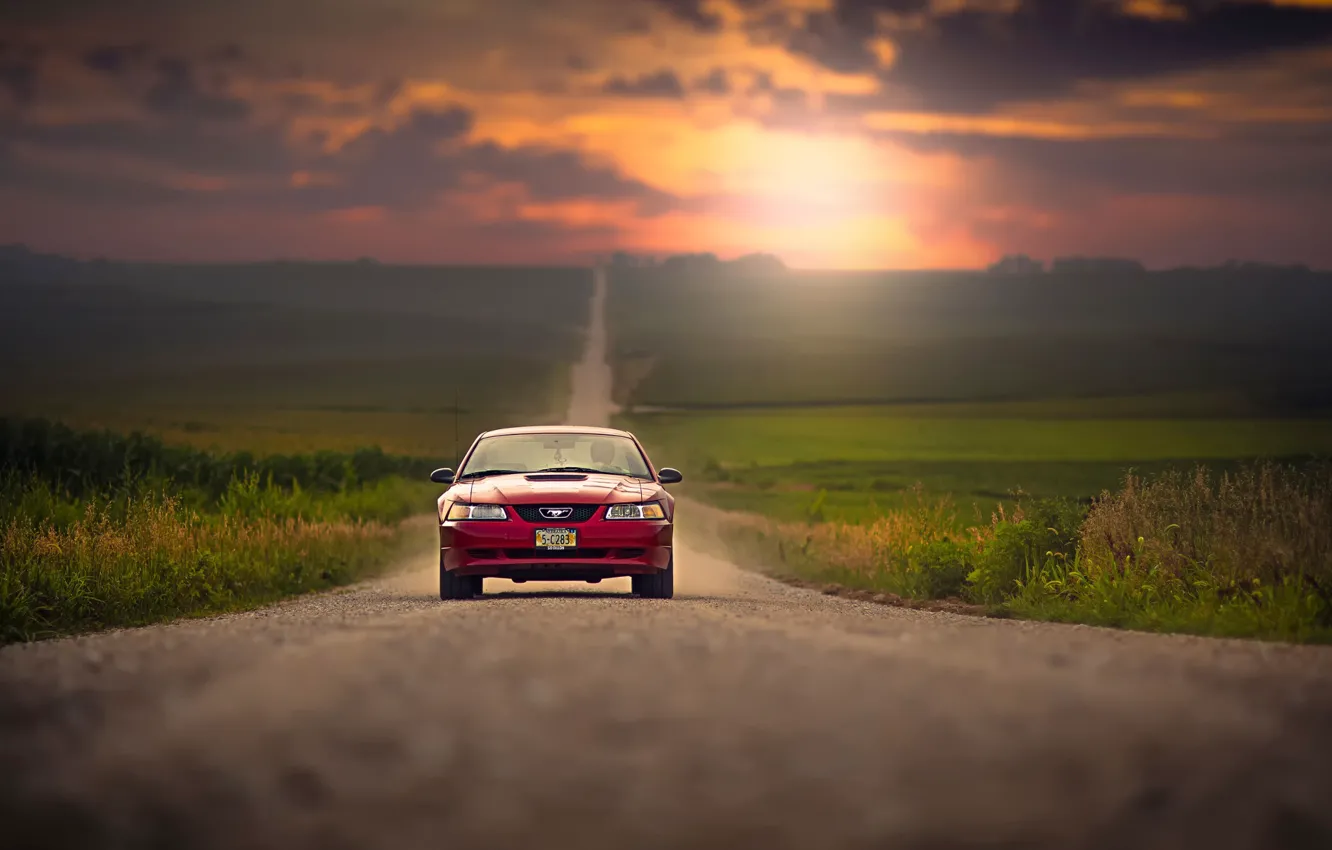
[
  {"xmin": 0, "ymin": 418, "xmax": 439, "ymax": 641},
  {"xmin": 608, "ymin": 266, "xmax": 1332, "ymax": 411},
  {"xmin": 606, "ymin": 265, "xmax": 1332, "ymax": 640},
  {"xmin": 627, "ymin": 406, "xmax": 1332, "ymax": 466},
  {"xmin": 1, "ymin": 250, "xmax": 592, "ymax": 462},
  {"xmin": 621, "ymin": 404, "xmax": 1332, "ymax": 522},
  {"xmin": 0, "ymin": 250, "xmax": 593, "ymax": 640},
  {"xmin": 609, "ymin": 265, "xmax": 1332, "ymax": 523}
]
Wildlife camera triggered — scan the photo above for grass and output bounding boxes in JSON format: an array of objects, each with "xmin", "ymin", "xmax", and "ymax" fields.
[
  {"xmin": 0, "ymin": 256, "xmax": 597, "ymax": 642},
  {"xmin": 620, "ymin": 405, "xmax": 1332, "ymax": 522},
  {"xmin": 625, "ymin": 404, "xmax": 1332, "ymax": 641},
  {"xmin": 3, "ymin": 353, "xmax": 574, "ymax": 460},
  {"xmin": 1, "ymin": 356, "xmax": 570, "ymax": 462},
  {"xmin": 624, "ymin": 407, "xmax": 1332, "ymax": 466},
  {"xmin": 608, "ymin": 266, "xmax": 1332, "ymax": 641},
  {"xmin": 718, "ymin": 463, "xmax": 1332, "ymax": 643},
  {"xmin": 2, "ymin": 254, "xmax": 591, "ymax": 459},
  {"xmin": 1, "ymin": 416, "xmax": 440, "ymax": 498},
  {"xmin": 1, "ymin": 485, "xmax": 413, "ymax": 643},
  {"xmin": 0, "ymin": 419, "xmax": 440, "ymax": 643},
  {"xmin": 607, "ymin": 267, "xmax": 1332, "ymax": 411}
]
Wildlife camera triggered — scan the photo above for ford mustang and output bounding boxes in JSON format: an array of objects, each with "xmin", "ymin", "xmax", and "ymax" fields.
[{"xmin": 430, "ymin": 425, "xmax": 683, "ymax": 600}]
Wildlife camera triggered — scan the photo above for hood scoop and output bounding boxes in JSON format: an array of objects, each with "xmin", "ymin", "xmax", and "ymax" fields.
[{"xmin": 524, "ymin": 473, "xmax": 589, "ymax": 481}]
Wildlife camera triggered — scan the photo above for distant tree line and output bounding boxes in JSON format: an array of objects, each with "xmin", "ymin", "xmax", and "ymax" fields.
[
  {"xmin": 609, "ymin": 251, "xmax": 787, "ymax": 276},
  {"xmin": 988, "ymin": 253, "xmax": 1315, "ymax": 276}
]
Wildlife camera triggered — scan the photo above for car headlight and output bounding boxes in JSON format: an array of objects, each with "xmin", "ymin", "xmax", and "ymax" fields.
[
  {"xmin": 605, "ymin": 502, "xmax": 666, "ymax": 520},
  {"xmin": 445, "ymin": 503, "xmax": 508, "ymax": 521}
]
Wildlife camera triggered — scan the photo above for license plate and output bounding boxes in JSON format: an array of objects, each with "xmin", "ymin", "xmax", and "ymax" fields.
[{"xmin": 535, "ymin": 528, "xmax": 576, "ymax": 549}]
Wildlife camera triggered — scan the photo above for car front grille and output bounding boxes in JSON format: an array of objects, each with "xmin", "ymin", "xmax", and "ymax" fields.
[{"xmin": 512, "ymin": 505, "xmax": 600, "ymax": 523}]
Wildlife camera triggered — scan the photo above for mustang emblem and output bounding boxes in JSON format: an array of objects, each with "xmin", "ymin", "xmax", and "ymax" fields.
[{"xmin": 539, "ymin": 507, "xmax": 573, "ymax": 519}]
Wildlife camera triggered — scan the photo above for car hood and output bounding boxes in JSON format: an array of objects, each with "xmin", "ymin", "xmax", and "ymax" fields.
[{"xmin": 451, "ymin": 473, "xmax": 651, "ymax": 505}]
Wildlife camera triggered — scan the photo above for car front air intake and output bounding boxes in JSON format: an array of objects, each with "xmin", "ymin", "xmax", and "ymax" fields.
[{"xmin": 512, "ymin": 505, "xmax": 600, "ymax": 523}]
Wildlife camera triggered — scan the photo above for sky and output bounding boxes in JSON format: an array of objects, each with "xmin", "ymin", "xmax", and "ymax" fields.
[{"xmin": 1, "ymin": 0, "xmax": 1331, "ymax": 269}]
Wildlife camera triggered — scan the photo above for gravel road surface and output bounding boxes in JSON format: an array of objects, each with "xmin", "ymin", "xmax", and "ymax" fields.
[{"xmin": 3, "ymin": 269, "xmax": 1332, "ymax": 850}]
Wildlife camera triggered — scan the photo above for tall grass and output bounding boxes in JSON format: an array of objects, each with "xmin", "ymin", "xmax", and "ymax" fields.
[
  {"xmin": 1077, "ymin": 464, "xmax": 1332, "ymax": 587},
  {"xmin": 0, "ymin": 416, "xmax": 437, "ymax": 500},
  {"xmin": 1012, "ymin": 463, "xmax": 1332, "ymax": 641},
  {"xmin": 721, "ymin": 462, "xmax": 1332, "ymax": 643},
  {"xmin": 1, "ymin": 419, "xmax": 439, "ymax": 643},
  {"xmin": 1, "ymin": 491, "xmax": 404, "ymax": 642}
]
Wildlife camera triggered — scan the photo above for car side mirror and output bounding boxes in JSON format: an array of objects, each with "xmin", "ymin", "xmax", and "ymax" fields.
[
  {"xmin": 658, "ymin": 467, "xmax": 683, "ymax": 484},
  {"xmin": 430, "ymin": 467, "xmax": 455, "ymax": 484}
]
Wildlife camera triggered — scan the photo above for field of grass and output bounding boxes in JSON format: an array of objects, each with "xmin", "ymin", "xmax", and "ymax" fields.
[
  {"xmin": 0, "ymin": 418, "xmax": 439, "ymax": 642},
  {"xmin": 621, "ymin": 403, "xmax": 1332, "ymax": 522},
  {"xmin": 608, "ymin": 266, "xmax": 1332, "ymax": 411},
  {"xmin": 716, "ymin": 462, "xmax": 1332, "ymax": 643},
  {"xmin": 1, "ymin": 251, "xmax": 592, "ymax": 462},
  {"xmin": 609, "ymin": 264, "xmax": 1332, "ymax": 519},
  {"xmin": 0, "ymin": 251, "xmax": 594, "ymax": 640},
  {"xmin": 610, "ymin": 265, "xmax": 1332, "ymax": 641}
]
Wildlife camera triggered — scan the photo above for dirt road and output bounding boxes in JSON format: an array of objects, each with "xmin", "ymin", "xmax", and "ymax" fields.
[{"xmin": 3, "ymin": 268, "xmax": 1332, "ymax": 849}]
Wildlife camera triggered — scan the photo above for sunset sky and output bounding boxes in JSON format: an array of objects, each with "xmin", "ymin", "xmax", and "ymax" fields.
[{"xmin": 2, "ymin": 0, "xmax": 1331, "ymax": 268}]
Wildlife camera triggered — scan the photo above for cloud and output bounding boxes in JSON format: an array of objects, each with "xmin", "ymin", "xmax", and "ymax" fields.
[
  {"xmin": 0, "ymin": 42, "xmax": 40, "ymax": 104},
  {"xmin": 307, "ymin": 106, "xmax": 678, "ymax": 213},
  {"xmin": 756, "ymin": 86, "xmax": 818, "ymax": 130},
  {"xmin": 602, "ymin": 69, "xmax": 686, "ymax": 98},
  {"xmin": 302, "ymin": 106, "xmax": 474, "ymax": 209},
  {"xmin": 144, "ymin": 57, "xmax": 250, "ymax": 121},
  {"xmin": 0, "ymin": 185, "xmax": 627, "ymax": 263},
  {"xmin": 647, "ymin": 0, "xmax": 722, "ymax": 32},
  {"xmin": 883, "ymin": 128, "xmax": 1332, "ymax": 204},
  {"xmin": 786, "ymin": 0, "xmax": 1332, "ymax": 112},
  {"xmin": 9, "ymin": 112, "xmax": 296, "ymax": 177},
  {"xmin": 693, "ymin": 67, "xmax": 730, "ymax": 94},
  {"xmin": 780, "ymin": 9, "xmax": 876, "ymax": 74},
  {"xmin": 81, "ymin": 43, "xmax": 150, "ymax": 75},
  {"xmin": 2, "ymin": 95, "xmax": 679, "ymax": 221},
  {"xmin": 207, "ymin": 43, "xmax": 244, "ymax": 63},
  {"xmin": 2, "ymin": 0, "xmax": 1329, "ymax": 267}
]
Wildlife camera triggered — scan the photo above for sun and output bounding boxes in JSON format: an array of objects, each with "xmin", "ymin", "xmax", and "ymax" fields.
[{"xmin": 719, "ymin": 129, "xmax": 882, "ymax": 227}]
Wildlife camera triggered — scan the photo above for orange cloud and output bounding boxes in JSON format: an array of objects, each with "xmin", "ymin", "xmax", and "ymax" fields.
[
  {"xmin": 862, "ymin": 111, "xmax": 1207, "ymax": 140},
  {"xmin": 1122, "ymin": 0, "xmax": 1188, "ymax": 21}
]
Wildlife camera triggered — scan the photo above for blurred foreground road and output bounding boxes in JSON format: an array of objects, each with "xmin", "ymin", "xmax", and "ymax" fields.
[{"xmin": 3, "ymin": 268, "xmax": 1332, "ymax": 849}]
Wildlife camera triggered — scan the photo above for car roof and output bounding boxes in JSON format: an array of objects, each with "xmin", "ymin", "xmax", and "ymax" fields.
[{"xmin": 479, "ymin": 425, "xmax": 635, "ymax": 438}]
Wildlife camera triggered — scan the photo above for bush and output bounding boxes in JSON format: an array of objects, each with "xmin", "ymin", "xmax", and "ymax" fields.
[
  {"xmin": 967, "ymin": 499, "xmax": 1086, "ymax": 604},
  {"xmin": 718, "ymin": 463, "xmax": 1332, "ymax": 641},
  {"xmin": 903, "ymin": 540, "xmax": 974, "ymax": 599}
]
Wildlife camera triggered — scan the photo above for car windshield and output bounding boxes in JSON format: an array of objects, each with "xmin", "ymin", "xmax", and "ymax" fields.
[{"xmin": 459, "ymin": 433, "xmax": 653, "ymax": 480}]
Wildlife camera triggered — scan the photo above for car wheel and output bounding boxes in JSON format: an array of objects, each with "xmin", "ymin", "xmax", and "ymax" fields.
[
  {"xmin": 636, "ymin": 555, "xmax": 674, "ymax": 599},
  {"xmin": 439, "ymin": 561, "xmax": 475, "ymax": 600}
]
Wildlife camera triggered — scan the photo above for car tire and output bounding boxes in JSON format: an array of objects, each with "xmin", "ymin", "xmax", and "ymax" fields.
[
  {"xmin": 439, "ymin": 562, "xmax": 475, "ymax": 600},
  {"xmin": 635, "ymin": 554, "xmax": 674, "ymax": 599}
]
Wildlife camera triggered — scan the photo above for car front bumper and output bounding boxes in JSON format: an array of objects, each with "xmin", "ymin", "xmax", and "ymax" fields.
[{"xmin": 440, "ymin": 516, "xmax": 672, "ymax": 579}]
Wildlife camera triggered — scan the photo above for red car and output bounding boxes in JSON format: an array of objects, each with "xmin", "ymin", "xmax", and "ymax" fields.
[{"xmin": 430, "ymin": 425, "xmax": 683, "ymax": 600}]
